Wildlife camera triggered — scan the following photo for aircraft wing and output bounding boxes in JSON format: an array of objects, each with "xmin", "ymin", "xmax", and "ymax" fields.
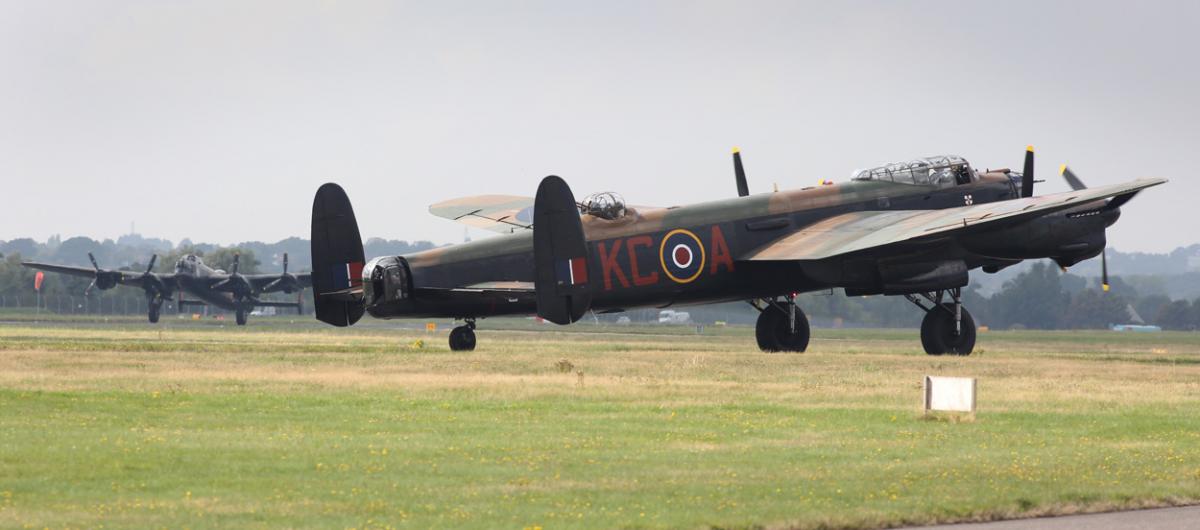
[
  {"xmin": 21, "ymin": 262, "xmax": 104, "ymax": 278},
  {"xmin": 428, "ymin": 195, "xmax": 535, "ymax": 234},
  {"xmin": 244, "ymin": 272, "xmax": 313, "ymax": 292},
  {"xmin": 21, "ymin": 261, "xmax": 177, "ymax": 289},
  {"xmin": 743, "ymin": 178, "xmax": 1167, "ymax": 262}
]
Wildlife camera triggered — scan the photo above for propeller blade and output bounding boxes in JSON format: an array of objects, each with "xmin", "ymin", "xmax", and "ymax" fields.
[
  {"xmin": 1059, "ymin": 164, "xmax": 1087, "ymax": 191},
  {"xmin": 733, "ymin": 147, "xmax": 749, "ymax": 197},
  {"xmin": 1056, "ymin": 164, "xmax": 1138, "ymax": 211},
  {"xmin": 85, "ymin": 279, "xmax": 96, "ymax": 296},
  {"xmin": 145, "ymin": 254, "xmax": 157, "ymax": 275},
  {"xmin": 1021, "ymin": 145, "xmax": 1035, "ymax": 198},
  {"xmin": 282, "ymin": 252, "xmax": 289, "ymax": 274},
  {"xmin": 231, "ymin": 253, "xmax": 240, "ymax": 275},
  {"xmin": 1101, "ymin": 249, "xmax": 1110, "ymax": 292},
  {"xmin": 88, "ymin": 252, "xmax": 100, "ymax": 271}
]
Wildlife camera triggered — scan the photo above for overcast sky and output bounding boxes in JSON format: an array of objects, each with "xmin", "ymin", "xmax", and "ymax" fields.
[{"xmin": 2, "ymin": 1, "xmax": 1196, "ymax": 253}]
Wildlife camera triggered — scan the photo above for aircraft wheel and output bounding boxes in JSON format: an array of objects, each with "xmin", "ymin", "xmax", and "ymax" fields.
[
  {"xmin": 755, "ymin": 305, "xmax": 810, "ymax": 353},
  {"xmin": 235, "ymin": 308, "xmax": 248, "ymax": 326},
  {"xmin": 148, "ymin": 303, "xmax": 161, "ymax": 324},
  {"xmin": 449, "ymin": 325, "xmax": 476, "ymax": 351},
  {"xmin": 920, "ymin": 303, "xmax": 975, "ymax": 356}
]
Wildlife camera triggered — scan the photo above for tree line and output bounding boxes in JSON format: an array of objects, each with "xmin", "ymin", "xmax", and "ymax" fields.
[{"xmin": 1, "ymin": 235, "xmax": 1197, "ymax": 330}]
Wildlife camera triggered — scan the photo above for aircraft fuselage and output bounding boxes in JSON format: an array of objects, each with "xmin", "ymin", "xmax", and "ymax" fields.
[{"xmin": 370, "ymin": 173, "xmax": 1056, "ymax": 319}]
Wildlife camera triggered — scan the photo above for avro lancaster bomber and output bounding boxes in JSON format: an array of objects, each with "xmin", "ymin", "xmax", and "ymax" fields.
[
  {"xmin": 310, "ymin": 147, "xmax": 1164, "ymax": 354},
  {"xmin": 24, "ymin": 253, "xmax": 310, "ymax": 325}
]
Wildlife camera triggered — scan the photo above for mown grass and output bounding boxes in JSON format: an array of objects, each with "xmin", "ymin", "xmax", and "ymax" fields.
[{"xmin": 1, "ymin": 321, "xmax": 1199, "ymax": 529}]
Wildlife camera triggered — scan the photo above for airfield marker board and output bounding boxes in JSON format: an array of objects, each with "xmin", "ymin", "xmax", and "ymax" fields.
[{"xmin": 924, "ymin": 376, "xmax": 977, "ymax": 414}]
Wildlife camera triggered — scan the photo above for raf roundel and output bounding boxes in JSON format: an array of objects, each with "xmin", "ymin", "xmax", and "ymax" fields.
[{"xmin": 659, "ymin": 229, "xmax": 706, "ymax": 283}]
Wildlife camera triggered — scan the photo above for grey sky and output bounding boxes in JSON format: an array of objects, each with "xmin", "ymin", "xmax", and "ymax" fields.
[{"xmin": 2, "ymin": 1, "xmax": 1196, "ymax": 253}]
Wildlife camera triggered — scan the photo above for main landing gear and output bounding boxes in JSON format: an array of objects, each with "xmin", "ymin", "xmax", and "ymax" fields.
[
  {"xmin": 235, "ymin": 307, "xmax": 248, "ymax": 326},
  {"xmin": 752, "ymin": 294, "xmax": 810, "ymax": 353},
  {"xmin": 147, "ymin": 295, "xmax": 163, "ymax": 324},
  {"xmin": 449, "ymin": 318, "xmax": 477, "ymax": 351},
  {"xmin": 906, "ymin": 288, "xmax": 975, "ymax": 355}
]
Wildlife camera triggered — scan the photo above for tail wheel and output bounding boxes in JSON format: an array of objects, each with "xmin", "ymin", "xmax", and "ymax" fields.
[
  {"xmin": 755, "ymin": 304, "xmax": 810, "ymax": 353},
  {"xmin": 920, "ymin": 303, "xmax": 975, "ymax": 355},
  {"xmin": 449, "ymin": 325, "xmax": 476, "ymax": 351}
]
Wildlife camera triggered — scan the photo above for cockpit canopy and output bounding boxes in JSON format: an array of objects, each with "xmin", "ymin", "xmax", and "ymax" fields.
[
  {"xmin": 579, "ymin": 192, "xmax": 627, "ymax": 220},
  {"xmin": 851, "ymin": 155, "xmax": 976, "ymax": 187},
  {"xmin": 175, "ymin": 254, "xmax": 202, "ymax": 273}
]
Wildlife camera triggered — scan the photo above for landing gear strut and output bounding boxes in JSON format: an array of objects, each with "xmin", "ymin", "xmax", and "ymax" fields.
[
  {"xmin": 752, "ymin": 294, "xmax": 810, "ymax": 353},
  {"xmin": 147, "ymin": 295, "xmax": 163, "ymax": 324},
  {"xmin": 449, "ymin": 318, "xmax": 477, "ymax": 351},
  {"xmin": 906, "ymin": 288, "xmax": 975, "ymax": 355}
]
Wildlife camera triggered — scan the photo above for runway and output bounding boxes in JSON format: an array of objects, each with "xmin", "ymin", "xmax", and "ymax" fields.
[{"xmin": 909, "ymin": 505, "xmax": 1200, "ymax": 529}]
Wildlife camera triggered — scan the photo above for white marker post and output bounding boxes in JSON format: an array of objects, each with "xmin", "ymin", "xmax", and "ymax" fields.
[{"xmin": 924, "ymin": 376, "xmax": 977, "ymax": 416}]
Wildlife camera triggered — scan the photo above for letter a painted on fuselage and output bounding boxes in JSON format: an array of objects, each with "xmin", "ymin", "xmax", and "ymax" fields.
[{"xmin": 710, "ymin": 225, "xmax": 735, "ymax": 275}]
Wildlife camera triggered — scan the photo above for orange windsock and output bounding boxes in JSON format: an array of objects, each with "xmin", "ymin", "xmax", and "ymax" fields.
[{"xmin": 34, "ymin": 271, "xmax": 44, "ymax": 291}]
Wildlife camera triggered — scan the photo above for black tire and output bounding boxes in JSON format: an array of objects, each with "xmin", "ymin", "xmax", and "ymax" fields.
[
  {"xmin": 449, "ymin": 325, "xmax": 476, "ymax": 351},
  {"xmin": 235, "ymin": 309, "xmax": 248, "ymax": 326},
  {"xmin": 755, "ymin": 304, "xmax": 810, "ymax": 353},
  {"xmin": 148, "ymin": 303, "xmax": 161, "ymax": 324},
  {"xmin": 920, "ymin": 303, "xmax": 976, "ymax": 355}
]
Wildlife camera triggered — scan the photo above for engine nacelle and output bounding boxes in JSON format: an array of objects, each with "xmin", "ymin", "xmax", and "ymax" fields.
[
  {"xmin": 94, "ymin": 271, "xmax": 121, "ymax": 290},
  {"xmin": 962, "ymin": 207, "xmax": 1113, "ymax": 265},
  {"xmin": 362, "ymin": 256, "xmax": 410, "ymax": 317}
]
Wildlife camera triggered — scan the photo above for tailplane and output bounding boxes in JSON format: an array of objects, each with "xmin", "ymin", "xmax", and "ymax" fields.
[{"xmin": 311, "ymin": 183, "xmax": 366, "ymax": 327}]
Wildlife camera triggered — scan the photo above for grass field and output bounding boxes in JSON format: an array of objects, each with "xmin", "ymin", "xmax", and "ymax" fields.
[{"xmin": 1, "ymin": 319, "xmax": 1199, "ymax": 529}]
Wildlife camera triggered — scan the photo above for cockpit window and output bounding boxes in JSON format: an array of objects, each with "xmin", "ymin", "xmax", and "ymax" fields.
[
  {"xmin": 851, "ymin": 155, "xmax": 976, "ymax": 187},
  {"xmin": 580, "ymin": 192, "xmax": 627, "ymax": 220},
  {"xmin": 176, "ymin": 255, "xmax": 201, "ymax": 272}
]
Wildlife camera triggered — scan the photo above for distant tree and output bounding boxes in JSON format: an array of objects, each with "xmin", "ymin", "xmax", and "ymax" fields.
[
  {"xmin": 1060, "ymin": 272, "xmax": 1088, "ymax": 295},
  {"xmin": 51, "ymin": 236, "xmax": 102, "ymax": 266},
  {"xmin": 1136, "ymin": 294, "xmax": 1172, "ymax": 325},
  {"xmin": 0, "ymin": 253, "xmax": 36, "ymax": 304},
  {"xmin": 1063, "ymin": 289, "xmax": 1129, "ymax": 329},
  {"xmin": 1101, "ymin": 275, "xmax": 1139, "ymax": 300},
  {"xmin": 0, "ymin": 238, "xmax": 38, "ymax": 259},
  {"xmin": 988, "ymin": 261, "xmax": 1070, "ymax": 329},
  {"xmin": 204, "ymin": 247, "xmax": 261, "ymax": 274},
  {"xmin": 1155, "ymin": 300, "xmax": 1194, "ymax": 331}
]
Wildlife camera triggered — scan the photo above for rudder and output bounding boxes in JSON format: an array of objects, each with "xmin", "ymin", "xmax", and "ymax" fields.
[
  {"xmin": 311, "ymin": 183, "xmax": 366, "ymax": 327},
  {"xmin": 533, "ymin": 175, "xmax": 592, "ymax": 324}
]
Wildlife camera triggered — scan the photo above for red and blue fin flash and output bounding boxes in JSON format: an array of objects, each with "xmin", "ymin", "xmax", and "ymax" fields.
[
  {"xmin": 331, "ymin": 261, "xmax": 364, "ymax": 290},
  {"xmin": 555, "ymin": 257, "xmax": 588, "ymax": 286}
]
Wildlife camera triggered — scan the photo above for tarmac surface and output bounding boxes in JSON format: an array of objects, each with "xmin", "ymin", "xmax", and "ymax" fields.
[{"xmin": 908, "ymin": 505, "xmax": 1200, "ymax": 529}]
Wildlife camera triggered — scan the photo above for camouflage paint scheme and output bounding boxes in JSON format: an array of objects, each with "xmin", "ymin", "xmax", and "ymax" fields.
[{"xmin": 366, "ymin": 167, "xmax": 1164, "ymax": 320}]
